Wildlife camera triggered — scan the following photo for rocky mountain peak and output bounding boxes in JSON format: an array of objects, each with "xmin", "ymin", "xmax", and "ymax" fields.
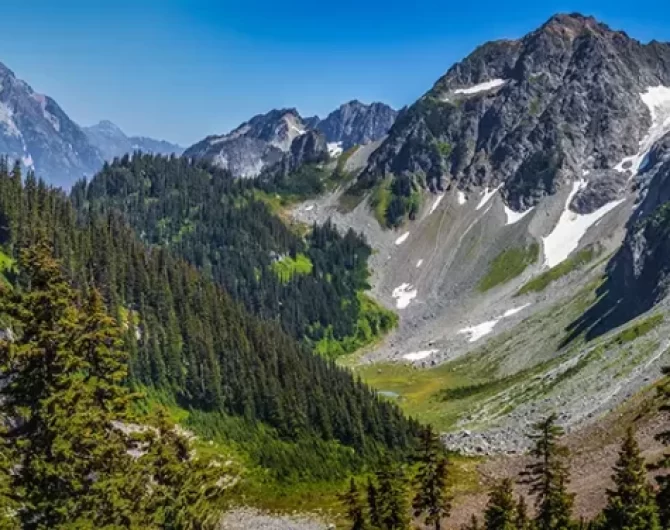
[
  {"xmin": 185, "ymin": 101, "xmax": 396, "ymax": 178},
  {"xmin": 361, "ymin": 13, "xmax": 670, "ymax": 223}
]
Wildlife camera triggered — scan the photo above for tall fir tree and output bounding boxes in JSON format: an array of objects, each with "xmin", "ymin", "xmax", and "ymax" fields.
[
  {"xmin": 520, "ymin": 414, "xmax": 574, "ymax": 530},
  {"xmin": 0, "ymin": 242, "xmax": 228, "ymax": 529},
  {"xmin": 412, "ymin": 425, "xmax": 452, "ymax": 530},
  {"xmin": 515, "ymin": 495, "xmax": 531, "ymax": 530},
  {"xmin": 341, "ymin": 477, "xmax": 368, "ymax": 530},
  {"xmin": 602, "ymin": 428, "xmax": 659, "ymax": 530},
  {"xmin": 368, "ymin": 477, "xmax": 382, "ymax": 529},
  {"xmin": 484, "ymin": 479, "xmax": 517, "ymax": 530},
  {"xmin": 376, "ymin": 456, "xmax": 409, "ymax": 530}
]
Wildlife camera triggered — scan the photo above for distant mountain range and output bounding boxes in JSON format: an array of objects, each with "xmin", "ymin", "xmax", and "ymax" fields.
[
  {"xmin": 83, "ymin": 120, "xmax": 184, "ymax": 162},
  {"xmin": 0, "ymin": 60, "xmax": 183, "ymax": 188},
  {"xmin": 183, "ymin": 101, "xmax": 397, "ymax": 178}
]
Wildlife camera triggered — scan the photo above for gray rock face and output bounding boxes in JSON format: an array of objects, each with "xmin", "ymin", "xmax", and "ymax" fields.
[
  {"xmin": 183, "ymin": 109, "xmax": 310, "ymax": 178},
  {"xmin": 607, "ymin": 132, "xmax": 670, "ymax": 314},
  {"xmin": 0, "ymin": 61, "xmax": 103, "ymax": 188},
  {"xmin": 268, "ymin": 130, "xmax": 329, "ymax": 178},
  {"xmin": 184, "ymin": 102, "xmax": 396, "ymax": 178},
  {"xmin": 362, "ymin": 13, "xmax": 670, "ymax": 213},
  {"xmin": 314, "ymin": 100, "xmax": 397, "ymax": 149},
  {"xmin": 84, "ymin": 120, "xmax": 183, "ymax": 161}
]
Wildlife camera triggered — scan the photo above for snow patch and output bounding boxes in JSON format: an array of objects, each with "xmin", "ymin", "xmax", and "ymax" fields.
[
  {"xmin": 542, "ymin": 180, "xmax": 625, "ymax": 268},
  {"xmin": 304, "ymin": 204, "xmax": 314, "ymax": 211},
  {"xmin": 458, "ymin": 303, "xmax": 532, "ymax": 342},
  {"xmin": 476, "ymin": 185, "xmax": 500, "ymax": 210},
  {"xmin": 416, "ymin": 259, "xmax": 424, "ymax": 268},
  {"xmin": 403, "ymin": 350, "xmax": 438, "ymax": 361},
  {"xmin": 428, "ymin": 194, "xmax": 445, "ymax": 215},
  {"xmin": 395, "ymin": 232, "xmax": 410, "ymax": 245},
  {"xmin": 457, "ymin": 191, "xmax": 467, "ymax": 205},
  {"xmin": 453, "ymin": 79, "xmax": 506, "ymax": 95},
  {"xmin": 458, "ymin": 320, "xmax": 499, "ymax": 342},
  {"xmin": 503, "ymin": 303, "xmax": 531, "ymax": 318},
  {"xmin": 0, "ymin": 102, "xmax": 21, "ymax": 137},
  {"xmin": 614, "ymin": 85, "xmax": 670, "ymax": 176},
  {"xmin": 392, "ymin": 283, "xmax": 417, "ymax": 309},
  {"xmin": 327, "ymin": 142, "xmax": 343, "ymax": 157},
  {"xmin": 504, "ymin": 205, "xmax": 534, "ymax": 225}
]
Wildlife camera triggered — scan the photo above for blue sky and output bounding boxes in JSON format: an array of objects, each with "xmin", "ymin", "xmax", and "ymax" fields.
[{"xmin": 1, "ymin": 0, "xmax": 669, "ymax": 146}]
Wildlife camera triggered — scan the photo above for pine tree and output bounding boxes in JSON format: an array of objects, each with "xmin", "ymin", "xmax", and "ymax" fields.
[
  {"xmin": 0, "ymin": 242, "xmax": 228, "ymax": 529},
  {"xmin": 602, "ymin": 428, "xmax": 659, "ymax": 530},
  {"xmin": 412, "ymin": 425, "xmax": 452, "ymax": 530},
  {"xmin": 376, "ymin": 456, "xmax": 409, "ymax": 530},
  {"xmin": 485, "ymin": 479, "xmax": 517, "ymax": 530},
  {"xmin": 368, "ymin": 477, "xmax": 382, "ymax": 529},
  {"xmin": 515, "ymin": 495, "xmax": 531, "ymax": 530},
  {"xmin": 139, "ymin": 408, "xmax": 230, "ymax": 530},
  {"xmin": 341, "ymin": 477, "xmax": 368, "ymax": 530},
  {"xmin": 520, "ymin": 414, "xmax": 574, "ymax": 530},
  {"xmin": 463, "ymin": 514, "xmax": 482, "ymax": 530}
]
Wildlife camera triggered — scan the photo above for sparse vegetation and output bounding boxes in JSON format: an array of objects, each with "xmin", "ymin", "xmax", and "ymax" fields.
[
  {"xmin": 271, "ymin": 252, "xmax": 313, "ymax": 283},
  {"xmin": 607, "ymin": 314, "xmax": 664, "ymax": 347},
  {"xmin": 516, "ymin": 247, "xmax": 598, "ymax": 296},
  {"xmin": 478, "ymin": 243, "xmax": 540, "ymax": 292}
]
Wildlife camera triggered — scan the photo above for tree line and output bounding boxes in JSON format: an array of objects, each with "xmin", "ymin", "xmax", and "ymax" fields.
[
  {"xmin": 342, "ymin": 407, "xmax": 670, "ymax": 530},
  {"xmin": 71, "ymin": 153, "xmax": 395, "ymax": 354},
  {"xmin": 0, "ymin": 158, "xmax": 420, "ymax": 482}
]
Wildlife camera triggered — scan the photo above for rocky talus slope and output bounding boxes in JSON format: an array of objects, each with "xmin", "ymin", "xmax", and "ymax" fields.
[{"xmin": 291, "ymin": 13, "xmax": 670, "ymax": 454}]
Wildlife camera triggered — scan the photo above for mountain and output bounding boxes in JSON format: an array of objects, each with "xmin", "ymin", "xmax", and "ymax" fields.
[
  {"xmin": 359, "ymin": 13, "xmax": 670, "ymax": 226},
  {"xmin": 0, "ymin": 61, "xmax": 103, "ymax": 188},
  {"xmin": 289, "ymin": 12, "xmax": 670, "ymax": 459},
  {"xmin": 183, "ymin": 108, "xmax": 310, "ymax": 178},
  {"xmin": 315, "ymin": 100, "xmax": 398, "ymax": 150},
  {"xmin": 84, "ymin": 119, "xmax": 184, "ymax": 161},
  {"xmin": 183, "ymin": 102, "xmax": 396, "ymax": 178}
]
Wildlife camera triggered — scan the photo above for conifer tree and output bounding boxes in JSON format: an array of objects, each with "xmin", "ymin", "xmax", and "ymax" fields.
[
  {"xmin": 521, "ymin": 414, "xmax": 574, "ymax": 530},
  {"xmin": 463, "ymin": 514, "xmax": 482, "ymax": 530},
  {"xmin": 368, "ymin": 477, "xmax": 382, "ymax": 529},
  {"xmin": 602, "ymin": 428, "xmax": 659, "ymax": 530},
  {"xmin": 376, "ymin": 456, "xmax": 409, "ymax": 530},
  {"xmin": 341, "ymin": 477, "xmax": 368, "ymax": 530},
  {"xmin": 412, "ymin": 425, "xmax": 452, "ymax": 530},
  {"xmin": 485, "ymin": 479, "xmax": 518, "ymax": 530},
  {"xmin": 0, "ymin": 242, "xmax": 227, "ymax": 529},
  {"xmin": 515, "ymin": 495, "xmax": 531, "ymax": 530}
]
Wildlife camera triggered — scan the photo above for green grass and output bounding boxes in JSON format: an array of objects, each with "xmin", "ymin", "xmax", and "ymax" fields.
[
  {"xmin": 271, "ymin": 253, "xmax": 313, "ymax": 283},
  {"xmin": 606, "ymin": 313, "xmax": 664, "ymax": 347},
  {"xmin": 0, "ymin": 249, "xmax": 15, "ymax": 287},
  {"xmin": 477, "ymin": 243, "xmax": 540, "ymax": 292},
  {"xmin": 312, "ymin": 293, "xmax": 398, "ymax": 359},
  {"xmin": 515, "ymin": 247, "xmax": 597, "ymax": 296},
  {"xmin": 354, "ymin": 362, "xmax": 506, "ymax": 431},
  {"xmin": 370, "ymin": 178, "xmax": 393, "ymax": 227}
]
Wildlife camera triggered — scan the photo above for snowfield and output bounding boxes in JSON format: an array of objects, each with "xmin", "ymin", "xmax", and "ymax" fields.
[
  {"xmin": 458, "ymin": 304, "xmax": 532, "ymax": 342},
  {"xmin": 403, "ymin": 349, "xmax": 438, "ymax": 361},
  {"xmin": 453, "ymin": 79, "xmax": 506, "ymax": 95},
  {"xmin": 457, "ymin": 191, "xmax": 467, "ymax": 205},
  {"xmin": 395, "ymin": 232, "xmax": 410, "ymax": 245},
  {"xmin": 392, "ymin": 283, "xmax": 417, "ymax": 309},
  {"xmin": 504, "ymin": 205, "xmax": 534, "ymax": 225},
  {"xmin": 542, "ymin": 180, "xmax": 625, "ymax": 268},
  {"xmin": 327, "ymin": 142, "xmax": 343, "ymax": 157},
  {"xmin": 476, "ymin": 186, "xmax": 500, "ymax": 210},
  {"xmin": 614, "ymin": 85, "xmax": 670, "ymax": 176},
  {"xmin": 429, "ymin": 194, "xmax": 445, "ymax": 215}
]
